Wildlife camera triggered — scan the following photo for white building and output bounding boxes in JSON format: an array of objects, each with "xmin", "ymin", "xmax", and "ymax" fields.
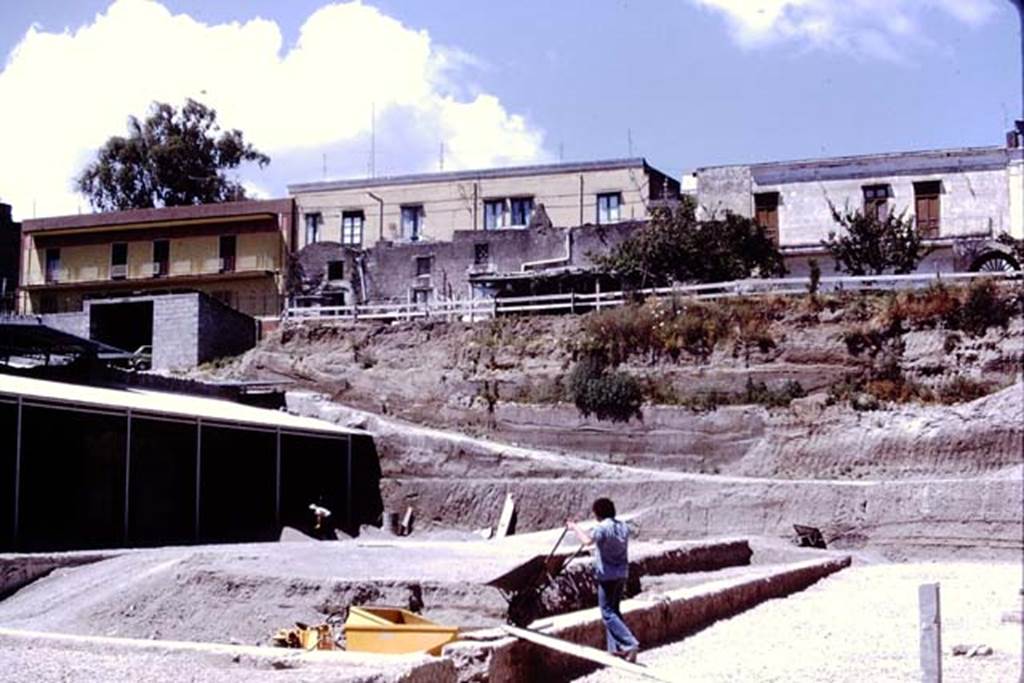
[{"xmin": 693, "ymin": 142, "xmax": 1024, "ymax": 274}]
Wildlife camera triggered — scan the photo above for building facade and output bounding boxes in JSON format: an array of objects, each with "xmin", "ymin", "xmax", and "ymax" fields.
[
  {"xmin": 18, "ymin": 199, "xmax": 294, "ymax": 317},
  {"xmin": 287, "ymin": 158, "xmax": 679, "ymax": 250},
  {"xmin": 694, "ymin": 144, "xmax": 1024, "ymax": 273}
]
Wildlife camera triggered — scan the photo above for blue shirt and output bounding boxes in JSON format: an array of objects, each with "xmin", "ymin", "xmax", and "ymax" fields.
[{"xmin": 591, "ymin": 518, "xmax": 629, "ymax": 581}]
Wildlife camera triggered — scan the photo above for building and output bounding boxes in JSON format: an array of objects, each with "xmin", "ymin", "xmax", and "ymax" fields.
[
  {"xmin": 293, "ymin": 219, "xmax": 643, "ymax": 306},
  {"xmin": 0, "ymin": 203, "xmax": 20, "ymax": 312},
  {"xmin": 287, "ymin": 158, "xmax": 679, "ymax": 250},
  {"xmin": 694, "ymin": 143, "xmax": 1024, "ymax": 274},
  {"xmin": 18, "ymin": 199, "xmax": 295, "ymax": 318},
  {"xmin": 0, "ymin": 372, "xmax": 382, "ymax": 551},
  {"xmin": 37, "ymin": 291, "xmax": 257, "ymax": 370}
]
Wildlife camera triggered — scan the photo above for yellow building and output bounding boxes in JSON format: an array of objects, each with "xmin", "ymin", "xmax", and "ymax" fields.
[
  {"xmin": 288, "ymin": 158, "xmax": 679, "ymax": 250},
  {"xmin": 18, "ymin": 199, "xmax": 294, "ymax": 317}
]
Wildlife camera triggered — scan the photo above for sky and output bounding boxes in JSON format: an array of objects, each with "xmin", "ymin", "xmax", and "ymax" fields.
[{"xmin": 0, "ymin": 0, "xmax": 1019, "ymax": 220}]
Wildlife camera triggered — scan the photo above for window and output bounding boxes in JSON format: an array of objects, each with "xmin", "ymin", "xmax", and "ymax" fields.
[
  {"xmin": 862, "ymin": 184, "xmax": 891, "ymax": 221},
  {"xmin": 110, "ymin": 242, "xmax": 128, "ymax": 280},
  {"xmin": 412, "ymin": 288, "xmax": 431, "ymax": 304},
  {"xmin": 327, "ymin": 260, "xmax": 345, "ymax": 281},
  {"xmin": 415, "ymin": 255, "xmax": 432, "ymax": 276},
  {"xmin": 597, "ymin": 192, "xmax": 622, "ymax": 224},
  {"xmin": 304, "ymin": 212, "xmax": 322, "ymax": 245},
  {"xmin": 913, "ymin": 181, "xmax": 941, "ymax": 239},
  {"xmin": 474, "ymin": 243, "xmax": 490, "ymax": 266},
  {"xmin": 484, "ymin": 199, "xmax": 507, "ymax": 230},
  {"xmin": 510, "ymin": 197, "xmax": 534, "ymax": 226},
  {"xmin": 152, "ymin": 240, "xmax": 169, "ymax": 278},
  {"xmin": 45, "ymin": 248, "xmax": 61, "ymax": 283},
  {"xmin": 219, "ymin": 235, "xmax": 236, "ymax": 273},
  {"xmin": 484, "ymin": 197, "xmax": 534, "ymax": 229},
  {"xmin": 753, "ymin": 192, "xmax": 780, "ymax": 244},
  {"xmin": 342, "ymin": 210, "xmax": 364, "ymax": 246},
  {"xmin": 401, "ymin": 205, "xmax": 423, "ymax": 241}
]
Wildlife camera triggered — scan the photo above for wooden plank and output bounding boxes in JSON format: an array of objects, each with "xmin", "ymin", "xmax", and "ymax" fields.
[
  {"xmin": 495, "ymin": 493, "xmax": 516, "ymax": 538},
  {"xmin": 501, "ymin": 625, "xmax": 677, "ymax": 683}
]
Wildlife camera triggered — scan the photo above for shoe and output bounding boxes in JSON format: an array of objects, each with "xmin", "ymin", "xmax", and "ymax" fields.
[{"xmin": 622, "ymin": 647, "xmax": 638, "ymax": 664}]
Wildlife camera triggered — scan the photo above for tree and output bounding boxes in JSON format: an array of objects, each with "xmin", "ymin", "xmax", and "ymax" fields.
[
  {"xmin": 596, "ymin": 196, "xmax": 787, "ymax": 287},
  {"xmin": 823, "ymin": 202, "xmax": 925, "ymax": 276},
  {"xmin": 76, "ymin": 99, "xmax": 270, "ymax": 211}
]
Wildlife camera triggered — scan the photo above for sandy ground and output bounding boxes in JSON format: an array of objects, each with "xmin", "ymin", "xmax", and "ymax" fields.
[{"xmin": 578, "ymin": 562, "xmax": 1023, "ymax": 683}]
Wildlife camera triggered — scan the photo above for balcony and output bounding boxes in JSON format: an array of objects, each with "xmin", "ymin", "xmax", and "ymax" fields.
[{"xmin": 32, "ymin": 254, "xmax": 277, "ymax": 287}]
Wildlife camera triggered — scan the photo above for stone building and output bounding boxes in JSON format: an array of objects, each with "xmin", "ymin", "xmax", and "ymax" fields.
[
  {"xmin": 287, "ymin": 158, "xmax": 679, "ymax": 250},
  {"xmin": 18, "ymin": 199, "xmax": 295, "ymax": 318},
  {"xmin": 693, "ymin": 142, "xmax": 1024, "ymax": 274}
]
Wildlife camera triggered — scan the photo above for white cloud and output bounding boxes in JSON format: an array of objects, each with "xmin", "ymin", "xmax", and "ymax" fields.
[
  {"xmin": 692, "ymin": 0, "xmax": 998, "ymax": 59},
  {"xmin": 0, "ymin": 0, "xmax": 548, "ymax": 219}
]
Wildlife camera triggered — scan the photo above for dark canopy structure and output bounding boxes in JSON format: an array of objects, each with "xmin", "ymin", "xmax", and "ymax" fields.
[{"xmin": 0, "ymin": 373, "xmax": 382, "ymax": 552}]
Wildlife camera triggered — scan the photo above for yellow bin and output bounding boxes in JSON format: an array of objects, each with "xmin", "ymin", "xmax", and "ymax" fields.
[{"xmin": 344, "ymin": 606, "xmax": 459, "ymax": 656}]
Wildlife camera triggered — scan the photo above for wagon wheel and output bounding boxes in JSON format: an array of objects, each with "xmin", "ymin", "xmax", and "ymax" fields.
[{"xmin": 972, "ymin": 253, "xmax": 1019, "ymax": 273}]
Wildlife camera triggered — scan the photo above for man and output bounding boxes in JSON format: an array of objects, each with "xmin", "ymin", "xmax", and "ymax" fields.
[{"xmin": 567, "ymin": 497, "xmax": 640, "ymax": 662}]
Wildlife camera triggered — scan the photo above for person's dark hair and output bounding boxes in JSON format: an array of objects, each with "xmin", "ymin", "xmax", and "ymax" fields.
[{"xmin": 592, "ymin": 497, "xmax": 616, "ymax": 520}]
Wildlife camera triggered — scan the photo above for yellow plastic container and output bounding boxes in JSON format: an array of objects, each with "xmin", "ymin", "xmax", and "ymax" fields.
[{"xmin": 344, "ymin": 606, "xmax": 459, "ymax": 656}]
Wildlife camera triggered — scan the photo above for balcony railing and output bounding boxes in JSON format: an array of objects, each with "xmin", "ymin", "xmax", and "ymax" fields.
[{"xmin": 33, "ymin": 255, "xmax": 277, "ymax": 286}]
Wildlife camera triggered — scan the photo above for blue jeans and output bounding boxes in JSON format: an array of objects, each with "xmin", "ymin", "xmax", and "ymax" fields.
[{"xmin": 597, "ymin": 579, "xmax": 639, "ymax": 654}]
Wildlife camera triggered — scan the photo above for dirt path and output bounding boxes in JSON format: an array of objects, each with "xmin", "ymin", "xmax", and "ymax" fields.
[{"xmin": 577, "ymin": 562, "xmax": 1022, "ymax": 682}]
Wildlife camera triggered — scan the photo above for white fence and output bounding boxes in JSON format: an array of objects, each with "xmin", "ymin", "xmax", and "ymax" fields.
[{"xmin": 284, "ymin": 270, "xmax": 1021, "ymax": 323}]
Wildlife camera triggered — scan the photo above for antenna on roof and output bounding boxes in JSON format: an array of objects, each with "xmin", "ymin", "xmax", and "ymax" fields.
[
  {"xmin": 370, "ymin": 102, "xmax": 376, "ymax": 179},
  {"xmin": 627, "ymin": 128, "xmax": 633, "ymax": 157},
  {"xmin": 439, "ymin": 141, "xmax": 445, "ymax": 171},
  {"xmin": 322, "ymin": 153, "xmax": 327, "ymax": 180}
]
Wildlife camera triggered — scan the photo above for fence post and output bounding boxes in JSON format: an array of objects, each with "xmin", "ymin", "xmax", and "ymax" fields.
[
  {"xmin": 492, "ymin": 298, "xmax": 498, "ymax": 319},
  {"xmin": 595, "ymin": 280, "xmax": 602, "ymax": 311},
  {"xmin": 919, "ymin": 583, "xmax": 942, "ymax": 683},
  {"xmin": 570, "ymin": 291, "xmax": 576, "ymax": 314}
]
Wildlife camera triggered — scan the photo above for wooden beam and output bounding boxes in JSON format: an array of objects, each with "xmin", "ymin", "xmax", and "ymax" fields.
[
  {"xmin": 501, "ymin": 625, "xmax": 678, "ymax": 683},
  {"xmin": 495, "ymin": 493, "xmax": 516, "ymax": 539}
]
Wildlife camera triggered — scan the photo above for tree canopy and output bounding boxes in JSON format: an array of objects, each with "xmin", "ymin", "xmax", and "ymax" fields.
[
  {"xmin": 823, "ymin": 203, "xmax": 925, "ymax": 276},
  {"xmin": 76, "ymin": 99, "xmax": 270, "ymax": 211},
  {"xmin": 596, "ymin": 197, "xmax": 787, "ymax": 287}
]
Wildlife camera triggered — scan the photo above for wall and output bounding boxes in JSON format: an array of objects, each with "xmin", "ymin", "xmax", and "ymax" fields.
[
  {"xmin": 292, "ymin": 165, "xmax": 663, "ymax": 249},
  {"xmin": 197, "ymin": 294, "xmax": 257, "ymax": 364},
  {"xmin": 357, "ymin": 221, "xmax": 643, "ymax": 303}
]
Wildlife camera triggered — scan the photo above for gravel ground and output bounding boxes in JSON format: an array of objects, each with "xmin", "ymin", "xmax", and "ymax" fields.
[{"xmin": 578, "ymin": 562, "xmax": 1022, "ymax": 682}]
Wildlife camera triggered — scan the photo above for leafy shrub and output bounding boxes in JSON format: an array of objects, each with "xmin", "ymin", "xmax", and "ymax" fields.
[
  {"xmin": 567, "ymin": 354, "xmax": 643, "ymax": 422},
  {"xmin": 744, "ymin": 378, "xmax": 806, "ymax": 407},
  {"xmin": 945, "ymin": 278, "xmax": 1013, "ymax": 337},
  {"xmin": 823, "ymin": 202, "xmax": 926, "ymax": 275},
  {"xmin": 883, "ymin": 285, "xmax": 959, "ymax": 330}
]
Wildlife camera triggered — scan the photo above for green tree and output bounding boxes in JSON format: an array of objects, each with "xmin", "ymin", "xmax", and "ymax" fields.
[
  {"xmin": 76, "ymin": 99, "xmax": 270, "ymax": 211},
  {"xmin": 596, "ymin": 196, "xmax": 786, "ymax": 288},
  {"xmin": 823, "ymin": 203, "xmax": 925, "ymax": 275}
]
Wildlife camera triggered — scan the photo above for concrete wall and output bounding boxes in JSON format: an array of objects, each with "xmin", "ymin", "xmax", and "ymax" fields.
[
  {"xmin": 696, "ymin": 147, "xmax": 1016, "ymax": 249},
  {"xmin": 291, "ymin": 163, "xmax": 674, "ymax": 250},
  {"xmin": 197, "ymin": 294, "xmax": 257, "ymax": 364}
]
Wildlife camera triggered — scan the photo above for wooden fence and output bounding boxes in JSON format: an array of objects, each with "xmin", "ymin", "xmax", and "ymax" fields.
[{"xmin": 284, "ymin": 270, "xmax": 1021, "ymax": 323}]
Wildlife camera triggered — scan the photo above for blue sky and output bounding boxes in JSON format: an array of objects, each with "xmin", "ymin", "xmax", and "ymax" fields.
[{"xmin": 0, "ymin": 0, "xmax": 1019, "ymax": 218}]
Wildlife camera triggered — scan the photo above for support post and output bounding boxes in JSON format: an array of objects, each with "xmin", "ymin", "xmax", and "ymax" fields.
[
  {"xmin": 595, "ymin": 279, "xmax": 602, "ymax": 312},
  {"xmin": 919, "ymin": 582, "xmax": 942, "ymax": 683},
  {"xmin": 275, "ymin": 428, "xmax": 282, "ymax": 531},
  {"xmin": 194, "ymin": 418, "xmax": 202, "ymax": 542},
  {"xmin": 13, "ymin": 396, "xmax": 22, "ymax": 549},
  {"xmin": 346, "ymin": 436, "xmax": 353, "ymax": 532},
  {"xmin": 123, "ymin": 409, "xmax": 132, "ymax": 545}
]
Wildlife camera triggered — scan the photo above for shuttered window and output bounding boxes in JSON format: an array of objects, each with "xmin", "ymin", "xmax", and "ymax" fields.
[
  {"xmin": 753, "ymin": 192, "xmax": 780, "ymax": 244},
  {"xmin": 913, "ymin": 181, "xmax": 941, "ymax": 239}
]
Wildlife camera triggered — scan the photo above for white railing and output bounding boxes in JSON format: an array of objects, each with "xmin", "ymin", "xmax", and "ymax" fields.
[{"xmin": 285, "ymin": 270, "xmax": 1022, "ymax": 322}]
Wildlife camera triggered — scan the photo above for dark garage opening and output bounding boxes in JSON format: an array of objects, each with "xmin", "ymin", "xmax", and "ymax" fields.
[{"xmin": 90, "ymin": 301, "xmax": 154, "ymax": 352}]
